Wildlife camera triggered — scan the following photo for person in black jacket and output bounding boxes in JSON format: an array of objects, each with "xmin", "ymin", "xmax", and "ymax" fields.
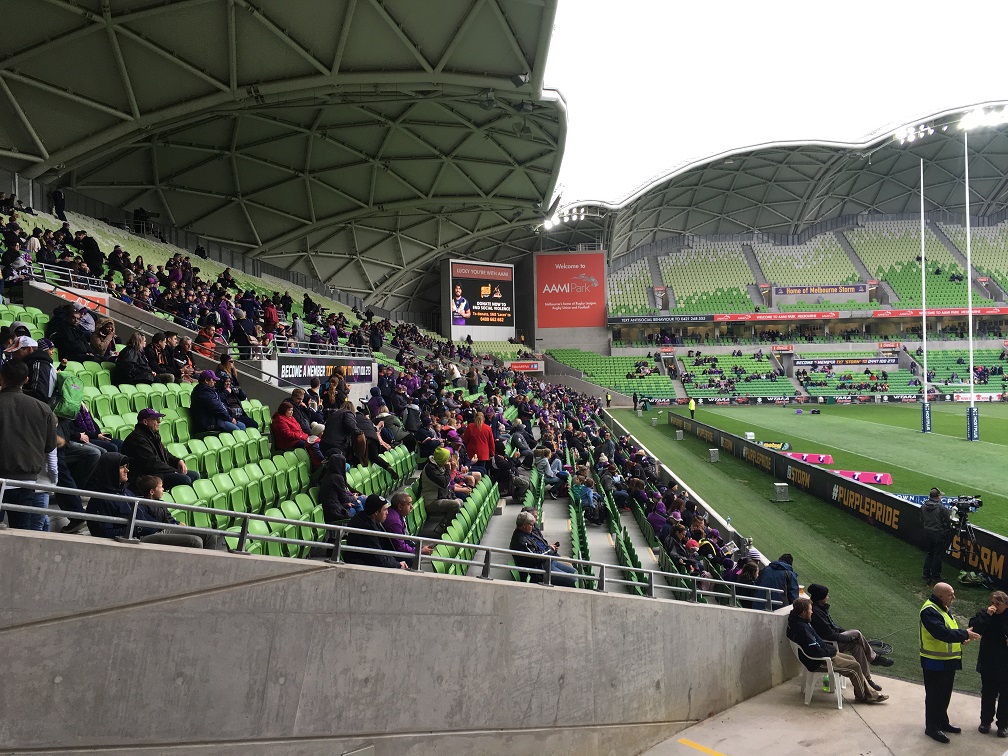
[
  {"xmin": 121, "ymin": 408, "xmax": 199, "ymax": 489},
  {"xmin": 509, "ymin": 510, "xmax": 578, "ymax": 587},
  {"xmin": 786, "ymin": 598, "xmax": 887, "ymax": 704},
  {"xmin": 320, "ymin": 400, "xmax": 363, "ymax": 459},
  {"xmin": 191, "ymin": 370, "xmax": 244, "ymax": 432},
  {"xmin": 344, "ymin": 495, "xmax": 408, "ymax": 569},
  {"xmin": 808, "ymin": 583, "xmax": 893, "ymax": 692},
  {"xmin": 318, "ymin": 451, "xmax": 363, "ymax": 523},
  {"xmin": 86, "ymin": 457, "xmax": 204, "ymax": 548},
  {"xmin": 46, "ymin": 305, "xmax": 98, "ymax": 362},
  {"xmin": 291, "ymin": 388, "xmax": 324, "ymax": 435},
  {"xmin": 969, "ymin": 590, "xmax": 1008, "ymax": 736}
]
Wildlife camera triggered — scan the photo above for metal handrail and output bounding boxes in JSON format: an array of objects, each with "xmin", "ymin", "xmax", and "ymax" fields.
[{"xmin": 0, "ymin": 477, "xmax": 785, "ymax": 610}]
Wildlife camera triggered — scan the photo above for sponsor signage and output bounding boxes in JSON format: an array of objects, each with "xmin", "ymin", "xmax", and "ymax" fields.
[
  {"xmin": 277, "ymin": 354, "xmax": 373, "ymax": 387},
  {"xmin": 873, "ymin": 306, "xmax": 1008, "ymax": 318},
  {"xmin": 608, "ymin": 313, "xmax": 712, "ymax": 324},
  {"xmin": 714, "ymin": 311, "xmax": 840, "ymax": 322},
  {"xmin": 771, "ymin": 344, "xmax": 794, "ymax": 353},
  {"xmin": 793, "ymin": 357, "xmax": 898, "ymax": 366},
  {"xmin": 508, "ymin": 361, "xmax": 542, "ymax": 372},
  {"xmin": 772, "ymin": 284, "xmax": 867, "ymax": 296},
  {"xmin": 878, "ymin": 341, "xmax": 902, "ymax": 350},
  {"xmin": 50, "ymin": 288, "xmax": 110, "ymax": 315},
  {"xmin": 449, "ymin": 260, "xmax": 514, "ymax": 331},
  {"xmin": 654, "ymin": 285, "xmax": 668, "ymax": 309},
  {"xmin": 536, "ymin": 252, "xmax": 606, "ymax": 328},
  {"xmin": 659, "ymin": 346, "xmax": 676, "ymax": 354},
  {"xmin": 954, "ymin": 391, "xmax": 1005, "ymax": 402},
  {"xmin": 979, "ymin": 277, "xmax": 991, "ymax": 283},
  {"xmin": 666, "ymin": 412, "xmax": 1008, "ymax": 586}
]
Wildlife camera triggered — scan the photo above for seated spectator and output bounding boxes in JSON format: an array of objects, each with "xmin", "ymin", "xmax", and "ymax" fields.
[
  {"xmin": 22, "ymin": 338, "xmax": 60, "ymax": 403},
  {"xmin": 121, "ymin": 408, "xmax": 199, "ymax": 489},
  {"xmin": 290, "ymin": 388, "xmax": 324, "ymax": 436},
  {"xmin": 756, "ymin": 553, "xmax": 799, "ymax": 609},
  {"xmin": 47, "ymin": 304, "xmax": 98, "ymax": 362},
  {"xmin": 786, "ymin": 598, "xmax": 888, "ymax": 704},
  {"xmin": 419, "ymin": 446, "xmax": 463, "ymax": 530},
  {"xmin": 318, "ymin": 450, "xmax": 364, "ymax": 523},
  {"xmin": 808, "ymin": 583, "xmax": 892, "ymax": 690},
  {"xmin": 90, "ymin": 319, "xmax": 118, "ymax": 360},
  {"xmin": 385, "ymin": 491, "xmax": 433, "ymax": 559},
  {"xmin": 509, "ymin": 419, "xmax": 534, "ymax": 468},
  {"xmin": 142, "ymin": 333, "xmax": 176, "ymax": 383},
  {"xmin": 271, "ymin": 400, "xmax": 323, "ymax": 464},
  {"xmin": 375, "ymin": 404, "xmax": 413, "ymax": 451},
  {"xmin": 356, "ymin": 407, "xmax": 398, "ymax": 480},
  {"xmin": 86, "ymin": 458, "xmax": 204, "ymax": 549},
  {"xmin": 344, "ymin": 494, "xmax": 409, "ymax": 570},
  {"xmin": 535, "ymin": 447, "xmax": 568, "ymax": 499},
  {"xmin": 191, "ymin": 370, "xmax": 244, "ymax": 432},
  {"xmin": 112, "ymin": 333, "xmax": 162, "ymax": 386},
  {"xmin": 509, "ymin": 510, "xmax": 578, "ymax": 588},
  {"xmin": 217, "ymin": 373, "xmax": 255, "ymax": 428}
]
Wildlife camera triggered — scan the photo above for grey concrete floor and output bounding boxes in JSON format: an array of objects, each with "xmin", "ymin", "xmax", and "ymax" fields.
[{"xmin": 643, "ymin": 674, "xmax": 1008, "ymax": 756}]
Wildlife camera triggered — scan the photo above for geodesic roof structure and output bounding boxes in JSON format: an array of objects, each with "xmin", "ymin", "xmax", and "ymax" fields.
[
  {"xmin": 603, "ymin": 103, "xmax": 1008, "ymax": 260},
  {"xmin": 0, "ymin": 0, "xmax": 564, "ymax": 312}
]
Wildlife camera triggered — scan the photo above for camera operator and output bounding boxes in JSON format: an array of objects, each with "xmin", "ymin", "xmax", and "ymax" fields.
[{"xmin": 920, "ymin": 487, "xmax": 953, "ymax": 585}]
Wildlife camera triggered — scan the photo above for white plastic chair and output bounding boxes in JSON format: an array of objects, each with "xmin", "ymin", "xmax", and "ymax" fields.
[{"xmin": 788, "ymin": 639, "xmax": 846, "ymax": 709}]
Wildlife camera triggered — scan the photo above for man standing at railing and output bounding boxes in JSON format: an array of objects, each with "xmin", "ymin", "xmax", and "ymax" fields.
[{"xmin": 0, "ymin": 360, "xmax": 58, "ymax": 531}]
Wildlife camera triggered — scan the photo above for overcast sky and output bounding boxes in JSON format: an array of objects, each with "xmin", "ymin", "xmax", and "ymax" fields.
[{"xmin": 544, "ymin": 1, "xmax": 1008, "ymax": 205}]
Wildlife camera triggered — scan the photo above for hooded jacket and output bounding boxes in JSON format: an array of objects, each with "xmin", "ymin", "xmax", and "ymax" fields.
[
  {"xmin": 86, "ymin": 452, "xmax": 175, "ymax": 539},
  {"xmin": 919, "ymin": 498, "xmax": 952, "ymax": 541},
  {"xmin": 319, "ymin": 451, "xmax": 354, "ymax": 523},
  {"xmin": 756, "ymin": 559, "xmax": 798, "ymax": 609},
  {"xmin": 190, "ymin": 381, "xmax": 232, "ymax": 432}
]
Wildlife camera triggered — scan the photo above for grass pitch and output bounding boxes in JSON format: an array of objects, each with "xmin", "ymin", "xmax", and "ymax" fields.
[{"xmin": 613, "ymin": 408, "xmax": 997, "ymax": 695}]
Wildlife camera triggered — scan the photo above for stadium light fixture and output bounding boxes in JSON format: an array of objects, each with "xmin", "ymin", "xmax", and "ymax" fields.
[
  {"xmin": 478, "ymin": 90, "xmax": 496, "ymax": 110},
  {"xmin": 511, "ymin": 72, "xmax": 530, "ymax": 88}
]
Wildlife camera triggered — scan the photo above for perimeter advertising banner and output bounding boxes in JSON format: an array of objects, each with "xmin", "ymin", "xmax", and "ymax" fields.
[
  {"xmin": 666, "ymin": 413, "xmax": 1008, "ymax": 586},
  {"xmin": 446, "ymin": 260, "xmax": 515, "ymax": 340},
  {"xmin": 536, "ymin": 252, "xmax": 606, "ymax": 328}
]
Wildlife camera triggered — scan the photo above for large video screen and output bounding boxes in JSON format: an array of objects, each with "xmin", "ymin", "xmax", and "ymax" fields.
[
  {"xmin": 535, "ymin": 251, "xmax": 606, "ymax": 328},
  {"xmin": 446, "ymin": 260, "xmax": 515, "ymax": 340}
]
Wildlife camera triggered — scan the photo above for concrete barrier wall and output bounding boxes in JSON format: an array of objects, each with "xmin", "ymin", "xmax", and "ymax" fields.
[{"xmin": 0, "ymin": 530, "xmax": 797, "ymax": 755}]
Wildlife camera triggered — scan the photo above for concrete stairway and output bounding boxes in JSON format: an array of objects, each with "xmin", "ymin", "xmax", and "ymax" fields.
[
  {"xmin": 747, "ymin": 283, "xmax": 767, "ymax": 310},
  {"xmin": 648, "ymin": 256, "xmax": 673, "ymax": 309},
  {"xmin": 834, "ymin": 230, "xmax": 872, "ymax": 281},
  {"xmin": 742, "ymin": 243, "xmax": 767, "ymax": 286}
]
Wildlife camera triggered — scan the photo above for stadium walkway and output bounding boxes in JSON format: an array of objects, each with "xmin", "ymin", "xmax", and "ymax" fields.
[{"xmin": 643, "ymin": 674, "xmax": 1003, "ymax": 756}]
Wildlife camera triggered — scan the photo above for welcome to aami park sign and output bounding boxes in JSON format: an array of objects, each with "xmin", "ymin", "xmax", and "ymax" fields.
[{"xmin": 666, "ymin": 413, "xmax": 1008, "ymax": 588}]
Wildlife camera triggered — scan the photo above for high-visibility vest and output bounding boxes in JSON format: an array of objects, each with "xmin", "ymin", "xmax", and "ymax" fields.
[{"xmin": 919, "ymin": 599, "xmax": 962, "ymax": 661}]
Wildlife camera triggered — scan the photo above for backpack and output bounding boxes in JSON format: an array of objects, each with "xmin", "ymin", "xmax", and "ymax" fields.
[{"xmin": 51, "ymin": 371, "xmax": 85, "ymax": 419}]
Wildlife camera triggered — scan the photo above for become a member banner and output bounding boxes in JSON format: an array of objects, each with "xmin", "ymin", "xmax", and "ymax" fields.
[{"xmin": 277, "ymin": 354, "xmax": 373, "ymax": 387}]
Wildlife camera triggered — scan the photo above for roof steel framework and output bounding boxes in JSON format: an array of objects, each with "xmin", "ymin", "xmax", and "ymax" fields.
[{"xmin": 5, "ymin": 5, "xmax": 1008, "ymax": 314}]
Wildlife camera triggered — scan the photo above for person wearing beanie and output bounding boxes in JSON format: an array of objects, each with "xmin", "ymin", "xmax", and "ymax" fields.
[
  {"xmin": 787, "ymin": 598, "xmax": 889, "ymax": 705},
  {"xmin": 808, "ymin": 583, "xmax": 893, "ymax": 693},
  {"xmin": 344, "ymin": 495, "xmax": 408, "ymax": 570},
  {"xmin": 419, "ymin": 444, "xmax": 463, "ymax": 533}
]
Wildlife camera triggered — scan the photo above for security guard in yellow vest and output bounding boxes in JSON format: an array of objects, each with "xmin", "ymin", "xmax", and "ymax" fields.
[{"xmin": 920, "ymin": 582, "xmax": 979, "ymax": 744}]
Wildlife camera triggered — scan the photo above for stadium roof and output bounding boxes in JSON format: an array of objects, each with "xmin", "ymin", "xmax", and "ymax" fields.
[
  {"xmin": 599, "ymin": 102, "xmax": 1008, "ymax": 260},
  {"xmin": 6, "ymin": 6, "xmax": 1008, "ymax": 314},
  {"xmin": 0, "ymin": 0, "xmax": 564, "ymax": 312}
]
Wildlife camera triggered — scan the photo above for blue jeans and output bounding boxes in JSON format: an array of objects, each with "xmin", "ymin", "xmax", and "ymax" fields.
[
  {"xmin": 213, "ymin": 420, "xmax": 246, "ymax": 432},
  {"xmin": 3, "ymin": 485, "xmax": 50, "ymax": 531},
  {"xmin": 548, "ymin": 559, "xmax": 578, "ymax": 588}
]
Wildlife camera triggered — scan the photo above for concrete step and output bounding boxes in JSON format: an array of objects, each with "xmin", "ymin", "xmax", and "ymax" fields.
[
  {"xmin": 835, "ymin": 229, "xmax": 872, "ymax": 281},
  {"xmin": 742, "ymin": 243, "xmax": 767, "ymax": 286},
  {"xmin": 928, "ymin": 219, "xmax": 1005, "ymax": 302}
]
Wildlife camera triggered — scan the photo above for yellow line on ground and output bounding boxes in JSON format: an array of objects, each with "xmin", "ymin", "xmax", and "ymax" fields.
[
  {"xmin": 677, "ymin": 738, "xmax": 725, "ymax": 756},
  {"xmin": 648, "ymin": 547, "xmax": 656, "ymax": 561},
  {"xmin": 607, "ymin": 532, "xmax": 614, "ymax": 547}
]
